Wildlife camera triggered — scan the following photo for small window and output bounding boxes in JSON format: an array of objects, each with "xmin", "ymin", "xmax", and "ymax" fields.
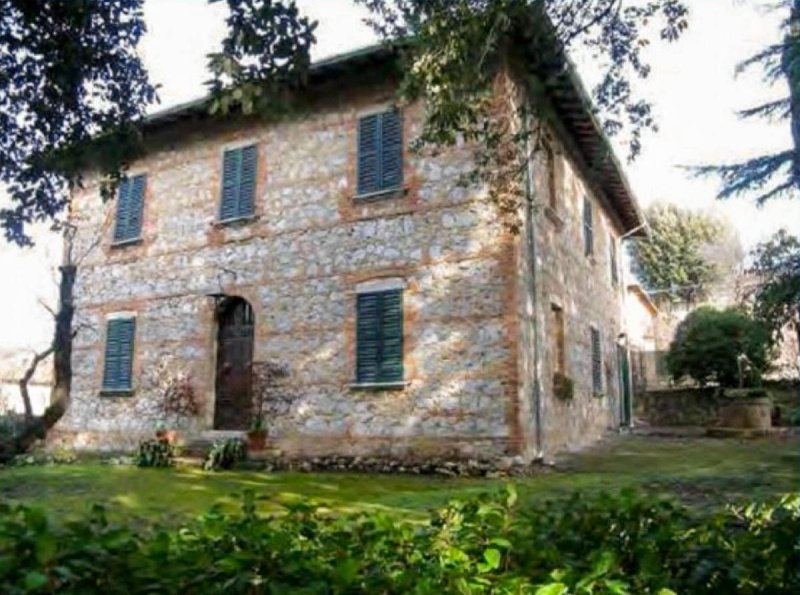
[
  {"xmin": 356, "ymin": 289, "xmax": 403, "ymax": 384},
  {"xmin": 609, "ymin": 235, "xmax": 619, "ymax": 287},
  {"xmin": 583, "ymin": 196, "xmax": 594, "ymax": 257},
  {"xmin": 113, "ymin": 174, "xmax": 146, "ymax": 244},
  {"xmin": 544, "ymin": 142, "xmax": 557, "ymax": 211},
  {"xmin": 102, "ymin": 317, "xmax": 136, "ymax": 392},
  {"xmin": 590, "ymin": 326, "xmax": 603, "ymax": 395},
  {"xmin": 550, "ymin": 303, "xmax": 566, "ymax": 375},
  {"xmin": 219, "ymin": 144, "xmax": 258, "ymax": 221},
  {"xmin": 357, "ymin": 109, "xmax": 403, "ymax": 196}
]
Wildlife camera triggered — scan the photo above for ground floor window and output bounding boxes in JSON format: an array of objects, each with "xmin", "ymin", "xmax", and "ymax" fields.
[
  {"xmin": 356, "ymin": 288, "xmax": 403, "ymax": 384},
  {"xmin": 102, "ymin": 317, "xmax": 136, "ymax": 392}
]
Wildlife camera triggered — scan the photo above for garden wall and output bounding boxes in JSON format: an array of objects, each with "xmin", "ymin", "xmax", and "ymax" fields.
[
  {"xmin": 635, "ymin": 388, "xmax": 720, "ymax": 426},
  {"xmin": 636, "ymin": 383, "xmax": 800, "ymax": 427}
]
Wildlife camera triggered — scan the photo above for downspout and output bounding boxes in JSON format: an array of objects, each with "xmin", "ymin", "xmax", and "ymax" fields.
[{"xmin": 523, "ymin": 108, "xmax": 544, "ymax": 460}]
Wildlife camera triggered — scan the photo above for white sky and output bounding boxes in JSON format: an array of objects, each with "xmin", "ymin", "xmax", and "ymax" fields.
[{"xmin": 0, "ymin": 0, "xmax": 798, "ymax": 352}]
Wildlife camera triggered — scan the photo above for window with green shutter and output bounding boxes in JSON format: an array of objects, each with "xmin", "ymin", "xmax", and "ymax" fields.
[
  {"xmin": 219, "ymin": 144, "xmax": 258, "ymax": 221},
  {"xmin": 591, "ymin": 326, "xmax": 603, "ymax": 395},
  {"xmin": 356, "ymin": 289, "xmax": 404, "ymax": 384},
  {"xmin": 357, "ymin": 109, "xmax": 403, "ymax": 196},
  {"xmin": 583, "ymin": 196, "xmax": 594, "ymax": 257},
  {"xmin": 113, "ymin": 174, "xmax": 146, "ymax": 244},
  {"xmin": 102, "ymin": 317, "xmax": 136, "ymax": 392},
  {"xmin": 610, "ymin": 235, "xmax": 619, "ymax": 286}
]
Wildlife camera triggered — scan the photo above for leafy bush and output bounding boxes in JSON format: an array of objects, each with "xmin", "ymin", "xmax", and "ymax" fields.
[
  {"xmin": 135, "ymin": 439, "xmax": 175, "ymax": 468},
  {"xmin": 667, "ymin": 306, "xmax": 771, "ymax": 387},
  {"xmin": 0, "ymin": 489, "xmax": 796, "ymax": 594},
  {"xmin": 0, "ymin": 414, "xmax": 28, "ymax": 462},
  {"xmin": 203, "ymin": 438, "xmax": 246, "ymax": 471}
]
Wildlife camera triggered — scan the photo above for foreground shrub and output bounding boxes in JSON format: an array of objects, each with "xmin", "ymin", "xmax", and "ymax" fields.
[
  {"xmin": 203, "ymin": 437, "xmax": 246, "ymax": 471},
  {"xmin": 135, "ymin": 439, "xmax": 174, "ymax": 468},
  {"xmin": 0, "ymin": 489, "xmax": 796, "ymax": 594},
  {"xmin": 667, "ymin": 306, "xmax": 771, "ymax": 387}
]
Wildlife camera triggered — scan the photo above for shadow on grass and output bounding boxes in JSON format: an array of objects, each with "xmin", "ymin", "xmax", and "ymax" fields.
[{"xmin": 0, "ymin": 435, "xmax": 797, "ymax": 523}]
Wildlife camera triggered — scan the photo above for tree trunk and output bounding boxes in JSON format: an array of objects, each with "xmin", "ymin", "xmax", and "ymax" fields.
[
  {"xmin": 18, "ymin": 345, "xmax": 57, "ymax": 422},
  {"xmin": 10, "ymin": 264, "xmax": 76, "ymax": 456}
]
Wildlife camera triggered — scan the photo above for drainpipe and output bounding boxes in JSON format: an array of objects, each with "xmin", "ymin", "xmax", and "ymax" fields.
[{"xmin": 523, "ymin": 109, "xmax": 544, "ymax": 460}]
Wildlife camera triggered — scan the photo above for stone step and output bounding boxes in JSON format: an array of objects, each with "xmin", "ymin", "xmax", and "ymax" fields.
[{"xmin": 181, "ymin": 430, "xmax": 247, "ymax": 456}]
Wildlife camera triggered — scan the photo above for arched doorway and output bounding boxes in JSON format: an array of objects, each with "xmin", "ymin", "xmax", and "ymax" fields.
[{"xmin": 214, "ymin": 296, "xmax": 254, "ymax": 430}]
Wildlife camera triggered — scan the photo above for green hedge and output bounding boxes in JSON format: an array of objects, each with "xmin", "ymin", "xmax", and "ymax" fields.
[{"xmin": 0, "ymin": 489, "xmax": 797, "ymax": 593}]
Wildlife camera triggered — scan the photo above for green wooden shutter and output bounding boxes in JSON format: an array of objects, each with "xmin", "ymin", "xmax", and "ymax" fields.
[
  {"xmin": 238, "ymin": 144, "xmax": 257, "ymax": 217},
  {"xmin": 220, "ymin": 145, "xmax": 257, "ymax": 220},
  {"xmin": 357, "ymin": 110, "xmax": 403, "ymax": 196},
  {"xmin": 357, "ymin": 114, "xmax": 380, "ymax": 195},
  {"xmin": 126, "ymin": 175, "xmax": 146, "ymax": 240},
  {"xmin": 356, "ymin": 289, "xmax": 404, "ymax": 383},
  {"xmin": 379, "ymin": 289, "xmax": 404, "ymax": 382},
  {"xmin": 583, "ymin": 196, "xmax": 594, "ymax": 256},
  {"xmin": 356, "ymin": 292, "xmax": 381, "ymax": 383},
  {"xmin": 113, "ymin": 175, "xmax": 146, "ymax": 243},
  {"xmin": 102, "ymin": 318, "xmax": 136, "ymax": 391},
  {"xmin": 380, "ymin": 110, "xmax": 403, "ymax": 191},
  {"xmin": 591, "ymin": 327, "xmax": 603, "ymax": 394}
]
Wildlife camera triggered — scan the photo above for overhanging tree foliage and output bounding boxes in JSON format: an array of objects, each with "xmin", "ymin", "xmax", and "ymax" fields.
[
  {"xmin": 628, "ymin": 204, "xmax": 740, "ymax": 304},
  {"xmin": 747, "ymin": 229, "xmax": 800, "ymax": 351},
  {"xmin": 0, "ymin": 0, "xmax": 157, "ymax": 246},
  {"xmin": 696, "ymin": 0, "xmax": 799, "ymax": 204}
]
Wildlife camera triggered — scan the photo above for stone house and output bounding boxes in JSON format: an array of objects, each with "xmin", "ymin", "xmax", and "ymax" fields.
[
  {"xmin": 624, "ymin": 284, "xmax": 668, "ymax": 394},
  {"xmin": 53, "ymin": 41, "xmax": 644, "ymax": 463}
]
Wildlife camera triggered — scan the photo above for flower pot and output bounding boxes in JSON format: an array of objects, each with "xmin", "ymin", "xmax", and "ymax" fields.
[
  {"xmin": 247, "ymin": 430, "xmax": 267, "ymax": 452},
  {"xmin": 155, "ymin": 428, "xmax": 178, "ymax": 445}
]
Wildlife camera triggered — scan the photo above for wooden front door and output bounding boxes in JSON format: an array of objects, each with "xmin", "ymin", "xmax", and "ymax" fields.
[{"xmin": 214, "ymin": 297, "xmax": 254, "ymax": 430}]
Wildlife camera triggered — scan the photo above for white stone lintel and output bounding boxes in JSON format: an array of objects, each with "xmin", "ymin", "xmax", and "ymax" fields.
[
  {"xmin": 106, "ymin": 311, "xmax": 136, "ymax": 321},
  {"xmin": 355, "ymin": 277, "xmax": 406, "ymax": 294}
]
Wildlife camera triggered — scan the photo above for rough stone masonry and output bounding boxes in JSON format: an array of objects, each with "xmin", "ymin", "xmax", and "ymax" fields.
[{"xmin": 51, "ymin": 48, "xmax": 638, "ymax": 464}]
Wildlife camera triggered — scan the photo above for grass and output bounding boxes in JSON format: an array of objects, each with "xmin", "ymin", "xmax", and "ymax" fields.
[{"xmin": 0, "ymin": 434, "xmax": 797, "ymax": 524}]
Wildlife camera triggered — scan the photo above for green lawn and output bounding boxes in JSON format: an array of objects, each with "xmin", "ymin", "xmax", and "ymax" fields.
[{"xmin": 0, "ymin": 435, "xmax": 797, "ymax": 524}]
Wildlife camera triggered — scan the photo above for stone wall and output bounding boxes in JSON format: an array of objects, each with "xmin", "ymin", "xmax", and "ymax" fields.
[
  {"xmin": 56, "ymin": 77, "xmax": 523, "ymax": 460},
  {"xmin": 635, "ymin": 388, "xmax": 720, "ymax": 426},
  {"xmin": 524, "ymin": 125, "xmax": 627, "ymax": 455}
]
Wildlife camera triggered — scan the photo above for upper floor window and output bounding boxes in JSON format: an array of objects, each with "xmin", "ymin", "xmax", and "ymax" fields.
[
  {"xmin": 357, "ymin": 109, "xmax": 403, "ymax": 197},
  {"xmin": 590, "ymin": 326, "xmax": 603, "ymax": 395},
  {"xmin": 544, "ymin": 142, "xmax": 557, "ymax": 211},
  {"xmin": 582, "ymin": 195, "xmax": 594, "ymax": 257},
  {"xmin": 102, "ymin": 316, "xmax": 136, "ymax": 393},
  {"xmin": 113, "ymin": 174, "xmax": 146, "ymax": 244},
  {"xmin": 609, "ymin": 234, "xmax": 619, "ymax": 287},
  {"xmin": 219, "ymin": 144, "xmax": 258, "ymax": 221},
  {"xmin": 356, "ymin": 288, "xmax": 404, "ymax": 384}
]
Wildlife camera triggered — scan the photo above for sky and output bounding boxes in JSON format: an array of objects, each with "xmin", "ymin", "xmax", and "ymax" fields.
[{"xmin": 0, "ymin": 0, "xmax": 798, "ymax": 352}]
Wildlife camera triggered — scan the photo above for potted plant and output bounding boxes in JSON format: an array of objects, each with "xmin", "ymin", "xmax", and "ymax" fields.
[
  {"xmin": 151, "ymin": 357, "xmax": 200, "ymax": 446},
  {"xmin": 154, "ymin": 421, "xmax": 178, "ymax": 445},
  {"xmin": 246, "ymin": 416, "xmax": 267, "ymax": 452}
]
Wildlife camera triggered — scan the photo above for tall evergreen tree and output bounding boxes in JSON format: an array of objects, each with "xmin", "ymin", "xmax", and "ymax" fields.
[{"xmin": 697, "ymin": 0, "xmax": 799, "ymax": 203}]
